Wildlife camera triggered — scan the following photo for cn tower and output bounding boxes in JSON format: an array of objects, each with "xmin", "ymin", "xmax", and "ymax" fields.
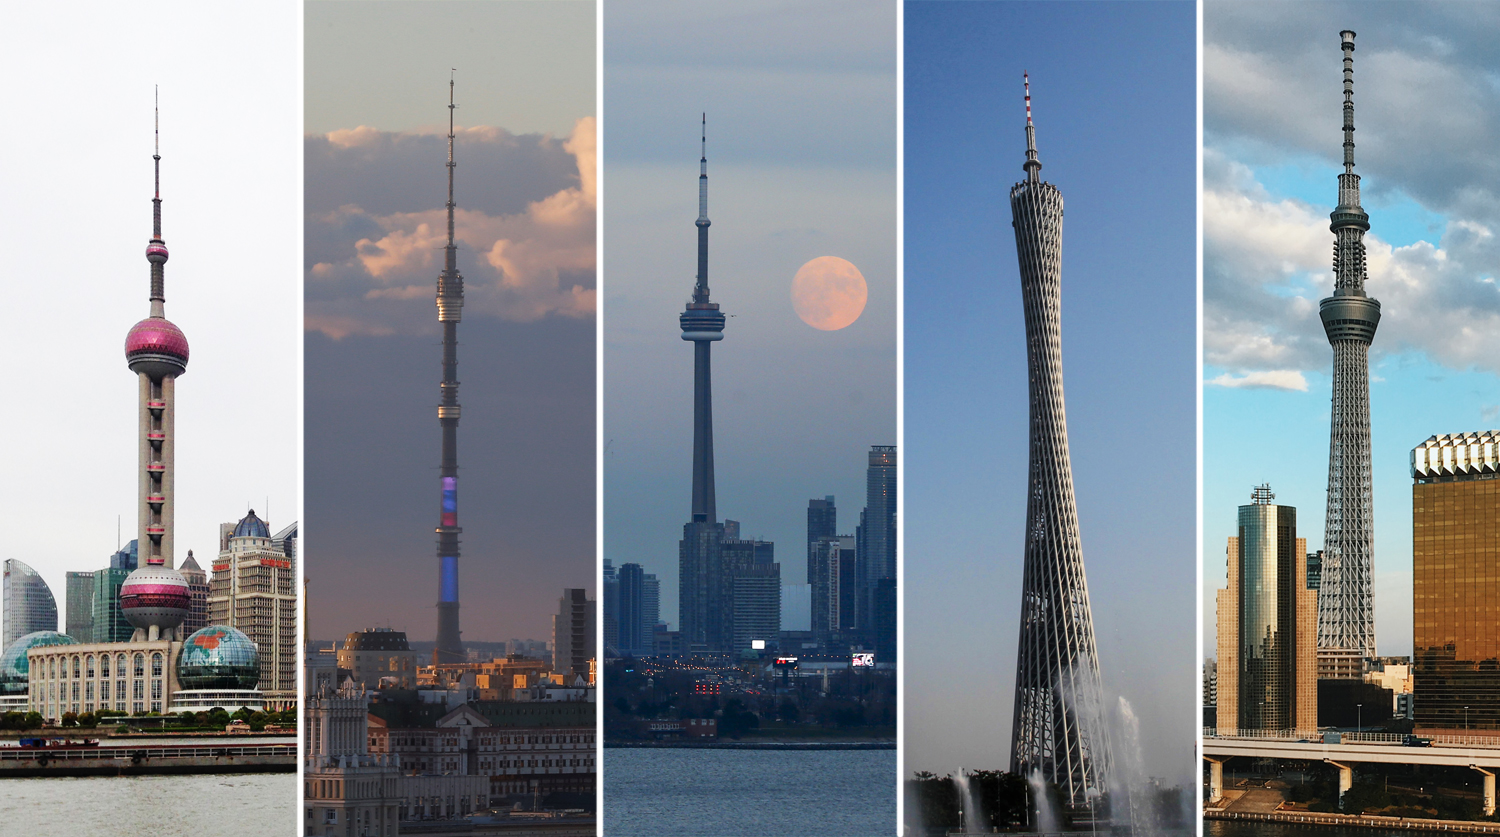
[
  {"xmin": 1317, "ymin": 30, "xmax": 1380, "ymax": 671},
  {"xmin": 678, "ymin": 115, "xmax": 728, "ymax": 651},
  {"xmin": 1006, "ymin": 75, "xmax": 1110, "ymax": 806},
  {"xmin": 433, "ymin": 76, "xmax": 466, "ymax": 664}
]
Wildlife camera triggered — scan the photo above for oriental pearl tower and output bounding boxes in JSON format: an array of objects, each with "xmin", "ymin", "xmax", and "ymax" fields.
[{"xmin": 119, "ymin": 98, "xmax": 191, "ymax": 642}]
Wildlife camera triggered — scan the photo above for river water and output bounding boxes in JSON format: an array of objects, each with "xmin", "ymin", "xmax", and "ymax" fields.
[
  {"xmin": 0, "ymin": 772, "xmax": 295, "ymax": 835},
  {"xmin": 605, "ymin": 747, "xmax": 896, "ymax": 836}
]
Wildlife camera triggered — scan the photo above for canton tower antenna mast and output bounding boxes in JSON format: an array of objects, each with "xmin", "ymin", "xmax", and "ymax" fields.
[
  {"xmin": 678, "ymin": 114, "xmax": 728, "ymax": 651},
  {"xmin": 434, "ymin": 73, "xmax": 466, "ymax": 664},
  {"xmin": 1317, "ymin": 31, "xmax": 1380, "ymax": 669},
  {"xmin": 1007, "ymin": 74, "xmax": 1110, "ymax": 806}
]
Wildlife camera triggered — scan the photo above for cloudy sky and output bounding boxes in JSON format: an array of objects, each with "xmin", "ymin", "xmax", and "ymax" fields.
[
  {"xmin": 904, "ymin": 1, "xmax": 1197, "ymax": 786},
  {"xmin": 1202, "ymin": 1, "xmax": 1500, "ymax": 658},
  {"xmin": 602, "ymin": 0, "xmax": 897, "ymax": 628},
  {"xmin": 304, "ymin": 1, "xmax": 596, "ymax": 645},
  {"xmin": 0, "ymin": 4, "xmax": 302, "ymax": 636}
]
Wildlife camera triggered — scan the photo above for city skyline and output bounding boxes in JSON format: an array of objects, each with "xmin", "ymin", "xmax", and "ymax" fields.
[
  {"xmin": 1202, "ymin": 2, "xmax": 1500, "ymax": 660},
  {"xmin": 602, "ymin": 0, "xmax": 897, "ymax": 629},
  {"xmin": 303, "ymin": 1, "xmax": 597, "ymax": 643},
  {"xmin": 0, "ymin": 5, "xmax": 301, "ymax": 636}
]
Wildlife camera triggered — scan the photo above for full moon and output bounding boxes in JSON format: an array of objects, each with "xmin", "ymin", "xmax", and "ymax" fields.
[{"xmin": 791, "ymin": 256, "xmax": 867, "ymax": 331}]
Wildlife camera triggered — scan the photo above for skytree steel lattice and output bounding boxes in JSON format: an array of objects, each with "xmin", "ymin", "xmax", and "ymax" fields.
[
  {"xmin": 1008, "ymin": 76, "xmax": 1110, "ymax": 806},
  {"xmin": 1317, "ymin": 31, "xmax": 1380, "ymax": 665}
]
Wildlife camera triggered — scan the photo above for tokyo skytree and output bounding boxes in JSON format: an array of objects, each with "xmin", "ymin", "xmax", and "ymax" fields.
[
  {"xmin": 1007, "ymin": 75, "xmax": 1110, "ymax": 806},
  {"xmin": 1317, "ymin": 31, "xmax": 1380, "ymax": 668}
]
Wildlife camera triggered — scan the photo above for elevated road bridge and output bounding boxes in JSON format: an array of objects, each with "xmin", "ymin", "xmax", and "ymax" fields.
[{"xmin": 1204, "ymin": 733, "xmax": 1500, "ymax": 815}]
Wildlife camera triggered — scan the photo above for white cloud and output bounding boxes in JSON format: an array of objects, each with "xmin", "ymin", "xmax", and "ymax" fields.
[
  {"xmin": 1205, "ymin": 370, "xmax": 1310, "ymax": 392},
  {"xmin": 306, "ymin": 118, "xmax": 596, "ymax": 339}
]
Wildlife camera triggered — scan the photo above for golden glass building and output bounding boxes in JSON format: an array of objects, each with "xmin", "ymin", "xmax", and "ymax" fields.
[{"xmin": 1411, "ymin": 431, "xmax": 1500, "ymax": 731}]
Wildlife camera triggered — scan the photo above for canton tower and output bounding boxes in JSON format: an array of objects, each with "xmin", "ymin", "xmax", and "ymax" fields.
[
  {"xmin": 1317, "ymin": 30, "xmax": 1380, "ymax": 668},
  {"xmin": 678, "ymin": 115, "xmax": 728, "ymax": 652},
  {"xmin": 433, "ymin": 77, "xmax": 466, "ymax": 664},
  {"xmin": 120, "ymin": 97, "xmax": 193, "ymax": 642},
  {"xmin": 1007, "ymin": 76, "xmax": 1110, "ymax": 805}
]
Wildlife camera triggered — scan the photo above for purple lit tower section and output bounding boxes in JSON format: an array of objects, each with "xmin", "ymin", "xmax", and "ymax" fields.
[
  {"xmin": 121, "ymin": 100, "xmax": 191, "ymax": 641},
  {"xmin": 433, "ymin": 78, "xmax": 465, "ymax": 664}
]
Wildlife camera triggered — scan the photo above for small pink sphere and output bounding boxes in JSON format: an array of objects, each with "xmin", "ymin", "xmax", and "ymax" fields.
[{"xmin": 146, "ymin": 242, "xmax": 169, "ymax": 264}]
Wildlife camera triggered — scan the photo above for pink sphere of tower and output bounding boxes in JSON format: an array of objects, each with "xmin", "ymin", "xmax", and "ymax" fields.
[
  {"xmin": 146, "ymin": 241, "xmax": 169, "ymax": 264},
  {"xmin": 119, "ymin": 564, "xmax": 191, "ymax": 631},
  {"xmin": 125, "ymin": 317, "xmax": 190, "ymax": 378}
]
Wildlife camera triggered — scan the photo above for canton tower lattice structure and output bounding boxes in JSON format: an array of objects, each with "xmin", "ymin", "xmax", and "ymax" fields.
[
  {"xmin": 678, "ymin": 115, "xmax": 728, "ymax": 651},
  {"xmin": 1317, "ymin": 30, "xmax": 1380, "ymax": 663},
  {"xmin": 1007, "ymin": 75, "xmax": 1110, "ymax": 806},
  {"xmin": 433, "ymin": 76, "xmax": 466, "ymax": 664}
]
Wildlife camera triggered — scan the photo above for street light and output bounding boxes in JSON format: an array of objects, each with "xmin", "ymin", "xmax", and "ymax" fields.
[
  {"xmin": 1465, "ymin": 706, "xmax": 1470, "ymax": 731},
  {"xmin": 1357, "ymin": 703, "xmax": 1362, "ymax": 738}
]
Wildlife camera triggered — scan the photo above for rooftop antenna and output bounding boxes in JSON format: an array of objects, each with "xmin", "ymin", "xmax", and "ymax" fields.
[{"xmin": 1023, "ymin": 73, "xmax": 1041, "ymax": 182}]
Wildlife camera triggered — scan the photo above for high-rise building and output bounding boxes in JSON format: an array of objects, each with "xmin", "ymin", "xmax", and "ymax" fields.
[
  {"xmin": 810, "ymin": 536, "xmax": 842, "ymax": 643},
  {"xmin": 1317, "ymin": 30, "xmax": 1380, "ymax": 672},
  {"xmin": 874, "ymin": 577, "xmax": 896, "ymax": 663},
  {"xmin": 65, "ymin": 571, "xmax": 96, "ymax": 644},
  {"xmin": 208, "ymin": 510, "xmax": 297, "ymax": 707},
  {"xmin": 553, "ymin": 588, "xmax": 595, "ymax": 678},
  {"xmin": 642, "ymin": 573, "xmax": 660, "ymax": 655},
  {"xmin": 271, "ymin": 521, "xmax": 298, "ymax": 560},
  {"xmin": 602, "ymin": 560, "xmax": 618, "ymax": 654},
  {"xmin": 678, "ymin": 116, "xmax": 730, "ymax": 655},
  {"xmin": 87, "ymin": 539, "xmax": 140, "ymax": 645},
  {"xmin": 618, "ymin": 563, "xmax": 645, "ymax": 656},
  {"xmin": 433, "ymin": 79, "xmax": 467, "ymax": 665},
  {"xmin": 807, "ymin": 495, "xmax": 836, "ymax": 564},
  {"xmin": 178, "ymin": 550, "xmax": 209, "ymax": 636},
  {"xmin": 1215, "ymin": 485, "xmax": 1318, "ymax": 733},
  {"xmin": 2, "ymin": 559, "xmax": 58, "ymax": 650},
  {"xmin": 1411, "ymin": 432, "xmax": 1500, "ymax": 730},
  {"xmin": 729, "ymin": 563, "xmax": 780, "ymax": 655},
  {"xmin": 1006, "ymin": 77, "xmax": 1110, "ymax": 805},
  {"xmin": 91, "ymin": 567, "xmax": 133, "ymax": 644},
  {"xmin": 861, "ymin": 447, "xmax": 896, "ymax": 589}
]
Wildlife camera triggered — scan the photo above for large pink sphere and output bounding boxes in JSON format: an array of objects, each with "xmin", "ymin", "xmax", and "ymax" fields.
[
  {"xmin": 125, "ymin": 317, "xmax": 190, "ymax": 377},
  {"xmin": 119, "ymin": 565, "xmax": 191, "ymax": 630}
]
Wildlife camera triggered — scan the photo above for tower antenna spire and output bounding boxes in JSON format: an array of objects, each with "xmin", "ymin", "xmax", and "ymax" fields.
[
  {"xmin": 694, "ymin": 113, "xmax": 711, "ymax": 302},
  {"xmin": 446, "ymin": 69, "xmax": 457, "ymax": 270},
  {"xmin": 1023, "ymin": 73, "xmax": 1041, "ymax": 182}
]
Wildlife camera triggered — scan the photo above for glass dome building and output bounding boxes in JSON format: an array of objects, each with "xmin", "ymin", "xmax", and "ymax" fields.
[
  {"xmin": 177, "ymin": 625, "xmax": 260, "ymax": 690},
  {"xmin": 0, "ymin": 631, "xmax": 76, "ymax": 707},
  {"xmin": 170, "ymin": 625, "xmax": 265, "ymax": 713}
]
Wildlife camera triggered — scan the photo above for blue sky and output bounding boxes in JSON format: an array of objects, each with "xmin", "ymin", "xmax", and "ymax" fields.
[
  {"xmin": 1203, "ymin": 1, "xmax": 1500, "ymax": 659},
  {"xmin": 904, "ymin": 1, "xmax": 1196, "ymax": 785}
]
